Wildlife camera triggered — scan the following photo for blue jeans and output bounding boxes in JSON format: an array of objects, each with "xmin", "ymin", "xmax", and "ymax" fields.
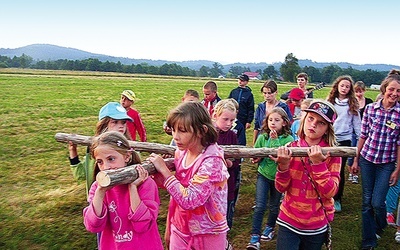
[
  {"xmin": 386, "ymin": 178, "xmax": 400, "ymax": 213},
  {"xmin": 276, "ymin": 226, "xmax": 326, "ymax": 250},
  {"xmin": 251, "ymin": 173, "xmax": 282, "ymax": 235},
  {"xmin": 347, "ymin": 133, "xmax": 358, "ymax": 166},
  {"xmin": 360, "ymin": 156, "xmax": 395, "ymax": 248}
]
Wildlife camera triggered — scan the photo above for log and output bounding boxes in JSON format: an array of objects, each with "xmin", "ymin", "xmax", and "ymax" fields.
[
  {"xmin": 96, "ymin": 158, "xmax": 175, "ymax": 188},
  {"xmin": 55, "ymin": 132, "xmax": 357, "ymax": 157}
]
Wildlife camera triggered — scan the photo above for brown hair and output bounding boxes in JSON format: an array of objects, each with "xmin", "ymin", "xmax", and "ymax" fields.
[
  {"xmin": 166, "ymin": 102, "xmax": 218, "ymax": 147},
  {"xmin": 260, "ymin": 107, "xmax": 292, "ymax": 137},
  {"xmin": 353, "ymin": 81, "xmax": 366, "ymax": 91},
  {"xmin": 95, "ymin": 117, "xmax": 132, "ymax": 140},
  {"xmin": 297, "ymin": 72, "xmax": 308, "ymax": 81},
  {"xmin": 327, "ymin": 75, "xmax": 359, "ymax": 115},
  {"xmin": 260, "ymin": 79, "xmax": 278, "ymax": 93},
  {"xmin": 380, "ymin": 69, "xmax": 400, "ymax": 94},
  {"xmin": 184, "ymin": 89, "xmax": 200, "ymax": 99},
  {"xmin": 91, "ymin": 131, "xmax": 141, "ymax": 179},
  {"xmin": 203, "ymin": 81, "xmax": 218, "ymax": 92}
]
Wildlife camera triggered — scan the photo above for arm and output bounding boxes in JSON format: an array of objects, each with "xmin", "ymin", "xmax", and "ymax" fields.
[
  {"xmin": 246, "ymin": 94, "xmax": 255, "ymax": 128},
  {"xmin": 389, "ymin": 145, "xmax": 400, "ymax": 186},
  {"xmin": 83, "ymin": 182, "xmax": 108, "ymax": 233},
  {"xmin": 132, "ymin": 110, "xmax": 147, "ymax": 142},
  {"xmin": 275, "ymin": 146, "xmax": 293, "ymax": 192}
]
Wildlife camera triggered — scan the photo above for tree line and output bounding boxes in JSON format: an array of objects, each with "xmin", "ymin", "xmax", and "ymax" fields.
[{"xmin": 0, "ymin": 53, "xmax": 387, "ymax": 85}]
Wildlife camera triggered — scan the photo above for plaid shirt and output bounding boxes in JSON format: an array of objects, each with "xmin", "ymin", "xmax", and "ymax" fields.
[{"xmin": 360, "ymin": 100, "xmax": 400, "ymax": 164}]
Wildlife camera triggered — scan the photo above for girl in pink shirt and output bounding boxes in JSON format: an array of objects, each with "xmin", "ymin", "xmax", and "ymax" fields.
[
  {"xmin": 149, "ymin": 101, "xmax": 230, "ymax": 250},
  {"xmin": 83, "ymin": 131, "xmax": 163, "ymax": 250}
]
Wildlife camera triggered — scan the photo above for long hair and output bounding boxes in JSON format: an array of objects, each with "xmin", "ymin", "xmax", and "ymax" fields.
[
  {"xmin": 95, "ymin": 117, "xmax": 132, "ymax": 140},
  {"xmin": 380, "ymin": 69, "xmax": 400, "ymax": 94},
  {"xmin": 260, "ymin": 80, "xmax": 278, "ymax": 93},
  {"xmin": 297, "ymin": 100, "xmax": 338, "ymax": 146},
  {"xmin": 167, "ymin": 102, "xmax": 218, "ymax": 147},
  {"xmin": 260, "ymin": 107, "xmax": 292, "ymax": 137},
  {"xmin": 327, "ymin": 75, "xmax": 359, "ymax": 115},
  {"xmin": 91, "ymin": 131, "xmax": 140, "ymax": 179}
]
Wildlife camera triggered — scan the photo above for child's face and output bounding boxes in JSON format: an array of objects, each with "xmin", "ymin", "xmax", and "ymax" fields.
[
  {"xmin": 120, "ymin": 95, "xmax": 133, "ymax": 108},
  {"xmin": 182, "ymin": 95, "xmax": 199, "ymax": 102},
  {"xmin": 297, "ymin": 77, "xmax": 307, "ymax": 89},
  {"xmin": 267, "ymin": 112, "xmax": 286, "ymax": 133},
  {"xmin": 94, "ymin": 145, "xmax": 128, "ymax": 171},
  {"xmin": 262, "ymin": 87, "xmax": 277, "ymax": 102},
  {"xmin": 238, "ymin": 79, "xmax": 248, "ymax": 88},
  {"xmin": 171, "ymin": 124, "xmax": 200, "ymax": 151},
  {"xmin": 108, "ymin": 119, "xmax": 127, "ymax": 134},
  {"xmin": 354, "ymin": 88, "xmax": 365, "ymax": 99},
  {"xmin": 203, "ymin": 88, "xmax": 217, "ymax": 101},
  {"xmin": 338, "ymin": 80, "xmax": 351, "ymax": 98},
  {"xmin": 214, "ymin": 110, "xmax": 236, "ymax": 132},
  {"xmin": 303, "ymin": 112, "xmax": 328, "ymax": 141},
  {"xmin": 383, "ymin": 80, "xmax": 400, "ymax": 105}
]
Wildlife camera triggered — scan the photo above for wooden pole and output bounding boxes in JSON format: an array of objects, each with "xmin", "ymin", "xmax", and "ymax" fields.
[
  {"xmin": 55, "ymin": 132, "xmax": 357, "ymax": 157},
  {"xmin": 96, "ymin": 158, "xmax": 174, "ymax": 188}
]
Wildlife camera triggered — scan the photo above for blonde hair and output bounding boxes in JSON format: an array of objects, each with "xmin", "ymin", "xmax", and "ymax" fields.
[
  {"xmin": 91, "ymin": 131, "xmax": 141, "ymax": 177},
  {"xmin": 297, "ymin": 100, "xmax": 337, "ymax": 146},
  {"xmin": 213, "ymin": 99, "xmax": 237, "ymax": 117},
  {"xmin": 301, "ymin": 98, "xmax": 314, "ymax": 109}
]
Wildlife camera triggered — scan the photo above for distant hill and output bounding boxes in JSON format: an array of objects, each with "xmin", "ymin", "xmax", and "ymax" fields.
[{"xmin": 1, "ymin": 44, "xmax": 398, "ymax": 72}]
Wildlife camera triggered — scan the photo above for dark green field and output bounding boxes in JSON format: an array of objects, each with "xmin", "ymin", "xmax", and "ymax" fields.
[{"xmin": 0, "ymin": 68, "xmax": 397, "ymax": 249}]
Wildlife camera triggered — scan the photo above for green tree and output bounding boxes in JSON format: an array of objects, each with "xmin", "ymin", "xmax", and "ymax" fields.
[
  {"xmin": 262, "ymin": 65, "xmax": 277, "ymax": 80},
  {"xmin": 198, "ymin": 66, "xmax": 210, "ymax": 77},
  {"xmin": 229, "ymin": 65, "xmax": 250, "ymax": 77},
  {"xmin": 280, "ymin": 53, "xmax": 301, "ymax": 82},
  {"xmin": 209, "ymin": 62, "xmax": 224, "ymax": 78}
]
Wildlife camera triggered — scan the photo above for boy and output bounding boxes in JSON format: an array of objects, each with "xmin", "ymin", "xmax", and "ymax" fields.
[
  {"xmin": 120, "ymin": 90, "xmax": 147, "ymax": 142},
  {"xmin": 280, "ymin": 72, "xmax": 313, "ymax": 100},
  {"xmin": 228, "ymin": 74, "xmax": 255, "ymax": 145},
  {"xmin": 182, "ymin": 89, "xmax": 200, "ymax": 102},
  {"xmin": 201, "ymin": 81, "xmax": 221, "ymax": 116}
]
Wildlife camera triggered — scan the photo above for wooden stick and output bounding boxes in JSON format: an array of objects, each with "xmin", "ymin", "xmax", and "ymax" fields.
[
  {"xmin": 55, "ymin": 132, "xmax": 357, "ymax": 157},
  {"xmin": 96, "ymin": 158, "xmax": 174, "ymax": 188}
]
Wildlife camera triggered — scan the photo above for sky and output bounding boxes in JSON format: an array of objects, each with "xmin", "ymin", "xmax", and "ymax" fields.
[{"xmin": 2, "ymin": 0, "xmax": 400, "ymax": 66}]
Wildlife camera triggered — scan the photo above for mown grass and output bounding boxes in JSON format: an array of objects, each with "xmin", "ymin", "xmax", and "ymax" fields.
[{"xmin": 0, "ymin": 69, "xmax": 397, "ymax": 249}]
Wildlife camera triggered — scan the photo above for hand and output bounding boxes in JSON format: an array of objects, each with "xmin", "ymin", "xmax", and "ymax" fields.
[
  {"xmin": 275, "ymin": 146, "xmax": 292, "ymax": 171},
  {"xmin": 245, "ymin": 123, "xmax": 251, "ymax": 129},
  {"xmin": 68, "ymin": 141, "xmax": 78, "ymax": 158},
  {"xmin": 308, "ymin": 145, "xmax": 328, "ymax": 164},
  {"xmin": 251, "ymin": 157, "xmax": 261, "ymax": 164},
  {"xmin": 225, "ymin": 159, "xmax": 233, "ymax": 168},
  {"xmin": 269, "ymin": 129, "xmax": 278, "ymax": 139},
  {"xmin": 350, "ymin": 162, "xmax": 359, "ymax": 175},
  {"xmin": 389, "ymin": 169, "xmax": 399, "ymax": 187},
  {"xmin": 131, "ymin": 165, "xmax": 148, "ymax": 187},
  {"xmin": 148, "ymin": 153, "xmax": 171, "ymax": 179}
]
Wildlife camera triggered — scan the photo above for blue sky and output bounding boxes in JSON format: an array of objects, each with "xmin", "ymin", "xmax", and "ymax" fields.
[{"xmin": 2, "ymin": 0, "xmax": 400, "ymax": 66}]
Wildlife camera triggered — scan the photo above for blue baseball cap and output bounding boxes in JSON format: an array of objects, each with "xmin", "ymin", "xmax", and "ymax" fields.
[{"xmin": 98, "ymin": 102, "xmax": 133, "ymax": 121}]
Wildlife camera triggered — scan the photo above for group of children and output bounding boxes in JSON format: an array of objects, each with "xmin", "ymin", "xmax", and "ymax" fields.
[{"xmin": 67, "ymin": 71, "xmax": 400, "ymax": 250}]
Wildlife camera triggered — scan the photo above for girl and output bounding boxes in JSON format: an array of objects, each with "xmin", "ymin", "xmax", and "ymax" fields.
[
  {"xmin": 253, "ymin": 80, "xmax": 292, "ymax": 144},
  {"xmin": 351, "ymin": 70, "xmax": 400, "ymax": 250},
  {"xmin": 68, "ymin": 101, "xmax": 133, "ymax": 197},
  {"xmin": 212, "ymin": 99, "xmax": 240, "ymax": 231},
  {"xmin": 274, "ymin": 100, "xmax": 341, "ymax": 250},
  {"xmin": 247, "ymin": 107, "xmax": 294, "ymax": 250},
  {"xmin": 83, "ymin": 131, "xmax": 163, "ymax": 250},
  {"xmin": 327, "ymin": 75, "xmax": 361, "ymax": 212},
  {"xmin": 149, "ymin": 101, "xmax": 230, "ymax": 250},
  {"xmin": 347, "ymin": 81, "xmax": 373, "ymax": 183}
]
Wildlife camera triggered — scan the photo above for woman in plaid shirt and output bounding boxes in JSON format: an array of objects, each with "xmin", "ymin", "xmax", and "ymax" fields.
[{"xmin": 351, "ymin": 70, "xmax": 400, "ymax": 250}]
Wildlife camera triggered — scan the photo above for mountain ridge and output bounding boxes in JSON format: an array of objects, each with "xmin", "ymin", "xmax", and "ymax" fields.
[{"xmin": 0, "ymin": 44, "xmax": 398, "ymax": 72}]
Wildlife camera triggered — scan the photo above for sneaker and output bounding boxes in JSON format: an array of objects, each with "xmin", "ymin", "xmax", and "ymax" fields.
[
  {"xmin": 352, "ymin": 175, "xmax": 359, "ymax": 184},
  {"xmin": 260, "ymin": 226, "xmax": 275, "ymax": 241},
  {"xmin": 334, "ymin": 200, "xmax": 342, "ymax": 213},
  {"xmin": 376, "ymin": 233, "xmax": 381, "ymax": 240},
  {"xmin": 387, "ymin": 212, "xmax": 396, "ymax": 227},
  {"xmin": 348, "ymin": 173, "xmax": 353, "ymax": 181},
  {"xmin": 226, "ymin": 239, "xmax": 234, "ymax": 250},
  {"xmin": 395, "ymin": 231, "xmax": 400, "ymax": 243},
  {"xmin": 246, "ymin": 235, "xmax": 260, "ymax": 250}
]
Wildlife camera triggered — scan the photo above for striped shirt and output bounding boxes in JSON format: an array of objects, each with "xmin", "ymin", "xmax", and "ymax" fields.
[{"xmin": 360, "ymin": 100, "xmax": 400, "ymax": 164}]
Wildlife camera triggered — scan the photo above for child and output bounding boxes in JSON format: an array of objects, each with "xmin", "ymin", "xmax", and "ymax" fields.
[
  {"xmin": 351, "ymin": 70, "xmax": 400, "ymax": 249},
  {"xmin": 149, "ymin": 101, "xmax": 230, "ymax": 250},
  {"xmin": 280, "ymin": 72, "xmax": 313, "ymax": 100},
  {"xmin": 291, "ymin": 99, "xmax": 313, "ymax": 140},
  {"xmin": 83, "ymin": 131, "xmax": 163, "ymax": 250},
  {"xmin": 327, "ymin": 75, "xmax": 361, "ymax": 212},
  {"xmin": 228, "ymin": 73, "xmax": 255, "ymax": 145},
  {"xmin": 202, "ymin": 81, "xmax": 221, "ymax": 116},
  {"xmin": 120, "ymin": 90, "xmax": 147, "ymax": 142},
  {"xmin": 229, "ymin": 98, "xmax": 246, "ymax": 146},
  {"xmin": 247, "ymin": 107, "xmax": 294, "ymax": 250},
  {"xmin": 254, "ymin": 80, "xmax": 293, "ymax": 144},
  {"xmin": 68, "ymin": 102, "xmax": 133, "ymax": 197},
  {"xmin": 274, "ymin": 100, "xmax": 341, "ymax": 249},
  {"xmin": 347, "ymin": 81, "xmax": 373, "ymax": 184},
  {"xmin": 182, "ymin": 89, "xmax": 200, "ymax": 102},
  {"xmin": 212, "ymin": 99, "xmax": 241, "ymax": 232},
  {"xmin": 287, "ymin": 88, "xmax": 306, "ymax": 120}
]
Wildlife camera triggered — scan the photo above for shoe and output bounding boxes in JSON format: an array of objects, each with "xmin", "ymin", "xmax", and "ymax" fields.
[
  {"xmin": 352, "ymin": 175, "xmax": 359, "ymax": 184},
  {"xmin": 334, "ymin": 200, "xmax": 342, "ymax": 213},
  {"xmin": 348, "ymin": 173, "xmax": 353, "ymax": 181},
  {"xmin": 387, "ymin": 212, "xmax": 396, "ymax": 227},
  {"xmin": 226, "ymin": 239, "xmax": 234, "ymax": 250},
  {"xmin": 395, "ymin": 231, "xmax": 400, "ymax": 243},
  {"xmin": 246, "ymin": 234, "xmax": 260, "ymax": 250},
  {"xmin": 260, "ymin": 226, "xmax": 275, "ymax": 241}
]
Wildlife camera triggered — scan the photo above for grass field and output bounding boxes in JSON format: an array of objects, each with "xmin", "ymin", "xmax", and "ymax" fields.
[{"xmin": 0, "ymin": 68, "xmax": 398, "ymax": 249}]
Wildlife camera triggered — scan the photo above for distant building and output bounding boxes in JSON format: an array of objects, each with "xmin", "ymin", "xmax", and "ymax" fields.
[{"xmin": 243, "ymin": 71, "xmax": 261, "ymax": 80}]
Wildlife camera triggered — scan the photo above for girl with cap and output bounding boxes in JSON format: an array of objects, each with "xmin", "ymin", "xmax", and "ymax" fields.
[
  {"xmin": 68, "ymin": 102, "xmax": 133, "ymax": 197},
  {"xmin": 273, "ymin": 99, "xmax": 341, "ymax": 250}
]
